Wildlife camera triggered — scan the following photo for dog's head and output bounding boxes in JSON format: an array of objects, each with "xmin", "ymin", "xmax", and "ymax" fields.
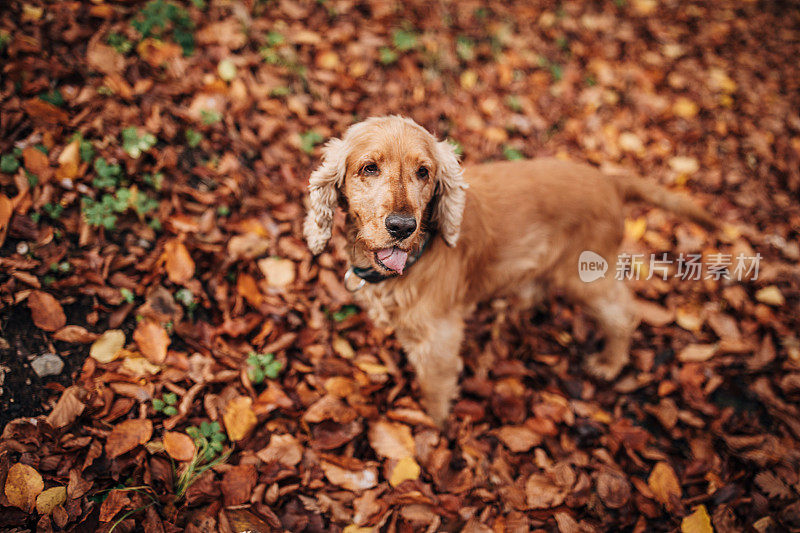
[{"xmin": 303, "ymin": 116, "xmax": 466, "ymax": 274}]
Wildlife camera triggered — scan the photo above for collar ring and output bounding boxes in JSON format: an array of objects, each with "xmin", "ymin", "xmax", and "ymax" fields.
[{"xmin": 343, "ymin": 268, "xmax": 367, "ymax": 292}]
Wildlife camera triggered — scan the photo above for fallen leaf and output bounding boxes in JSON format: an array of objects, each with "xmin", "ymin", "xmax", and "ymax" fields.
[
  {"xmin": 389, "ymin": 456, "xmax": 421, "ymax": 487},
  {"xmin": 681, "ymin": 505, "xmax": 713, "ymax": 533},
  {"xmin": 668, "ymin": 156, "xmax": 700, "ymax": 175},
  {"xmin": 46, "ymin": 385, "xmax": 85, "ymax": 428},
  {"xmin": 596, "ymin": 469, "xmax": 631, "ymax": 509},
  {"xmin": 27, "ymin": 291, "xmax": 66, "ymax": 332},
  {"xmin": 677, "ymin": 343, "xmax": 718, "ymax": 363},
  {"xmin": 36, "ymin": 486, "xmax": 67, "ymax": 515},
  {"xmin": 526, "ymin": 473, "xmax": 568, "ymax": 509},
  {"xmin": 647, "ymin": 461, "xmax": 681, "ymax": 507},
  {"xmin": 256, "ymin": 434, "xmax": 303, "ymax": 466},
  {"xmin": 133, "ymin": 318, "xmax": 169, "ymax": 364},
  {"xmin": 321, "ymin": 461, "xmax": 378, "ymax": 492},
  {"xmin": 163, "ymin": 239, "xmax": 195, "ymax": 284},
  {"xmin": 258, "ymin": 257, "xmax": 296, "ymax": 288},
  {"xmin": 163, "ymin": 431, "xmax": 196, "ymax": 462},
  {"xmin": 89, "ymin": 329, "xmax": 126, "ymax": 363},
  {"xmin": 332, "ymin": 336, "xmax": 355, "ymax": 359},
  {"xmin": 673, "ymin": 97, "xmax": 699, "ymax": 118},
  {"xmin": 223, "ymin": 396, "xmax": 257, "ymax": 442},
  {"xmin": 624, "ymin": 217, "xmax": 647, "ymax": 242},
  {"xmin": 755, "ymin": 286, "xmax": 785, "ymax": 306},
  {"xmin": 105, "ymin": 418, "xmax": 153, "ymax": 458},
  {"xmin": 99, "ymin": 489, "xmax": 131, "ymax": 522},
  {"xmin": 56, "ymin": 139, "xmax": 81, "ymax": 181},
  {"xmin": 494, "ymin": 425, "xmax": 542, "ymax": 452},
  {"xmin": 53, "ymin": 325, "xmax": 98, "ymax": 343},
  {"xmin": 637, "ymin": 300, "xmax": 675, "ymax": 327},
  {"xmin": 221, "ymin": 464, "xmax": 257, "ymax": 506},
  {"xmin": 368, "ymin": 420, "xmax": 415, "ymax": 459},
  {"xmin": 4, "ymin": 463, "xmax": 44, "ymax": 512}
]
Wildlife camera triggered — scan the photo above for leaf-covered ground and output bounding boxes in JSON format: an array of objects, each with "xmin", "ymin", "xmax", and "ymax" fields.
[{"xmin": 1, "ymin": 0, "xmax": 799, "ymax": 531}]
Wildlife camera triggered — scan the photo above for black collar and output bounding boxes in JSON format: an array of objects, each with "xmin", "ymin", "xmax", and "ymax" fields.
[{"xmin": 350, "ymin": 232, "xmax": 433, "ymax": 284}]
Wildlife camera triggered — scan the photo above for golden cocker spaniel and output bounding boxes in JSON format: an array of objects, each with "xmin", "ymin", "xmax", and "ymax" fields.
[{"xmin": 304, "ymin": 115, "xmax": 715, "ymax": 426}]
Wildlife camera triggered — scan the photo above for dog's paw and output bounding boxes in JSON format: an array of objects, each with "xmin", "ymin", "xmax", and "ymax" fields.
[{"xmin": 584, "ymin": 353, "xmax": 626, "ymax": 381}]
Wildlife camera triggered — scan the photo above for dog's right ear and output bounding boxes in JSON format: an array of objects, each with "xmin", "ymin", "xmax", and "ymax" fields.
[{"xmin": 303, "ymin": 138, "xmax": 347, "ymax": 255}]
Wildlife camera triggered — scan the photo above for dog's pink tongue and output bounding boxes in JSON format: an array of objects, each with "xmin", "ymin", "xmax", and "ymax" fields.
[{"xmin": 377, "ymin": 247, "xmax": 408, "ymax": 274}]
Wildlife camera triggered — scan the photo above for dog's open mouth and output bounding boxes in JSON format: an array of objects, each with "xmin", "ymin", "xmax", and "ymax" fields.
[{"xmin": 375, "ymin": 247, "xmax": 409, "ymax": 274}]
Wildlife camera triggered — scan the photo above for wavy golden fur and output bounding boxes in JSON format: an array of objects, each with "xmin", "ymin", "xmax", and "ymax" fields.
[{"xmin": 304, "ymin": 116, "xmax": 715, "ymax": 426}]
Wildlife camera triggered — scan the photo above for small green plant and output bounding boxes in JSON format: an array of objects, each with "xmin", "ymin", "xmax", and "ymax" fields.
[
  {"xmin": 299, "ymin": 130, "xmax": 323, "ymax": 154},
  {"xmin": 0, "ymin": 30, "xmax": 10, "ymax": 52},
  {"xmin": 120, "ymin": 288, "xmax": 135, "ymax": 304},
  {"xmin": 447, "ymin": 139, "xmax": 463, "ymax": 156},
  {"xmin": 142, "ymin": 172, "xmax": 164, "ymax": 190},
  {"xmin": 176, "ymin": 422, "xmax": 229, "ymax": 499},
  {"xmin": 379, "ymin": 46, "xmax": 398, "ymax": 65},
  {"xmin": 152, "ymin": 392, "xmax": 179, "ymax": 416},
  {"xmin": 200, "ymin": 109, "xmax": 222, "ymax": 125},
  {"xmin": 270, "ymin": 86, "xmax": 292, "ymax": 97},
  {"xmin": 133, "ymin": 191, "xmax": 159, "ymax": 216},
  {"xmin": 506, "ymin": 95, "xmax": 522, "ymax": 112},
  {"xmin": 131, "ymin": 0, "xmax": 195, "ymax": 56},
  {"xmin": 538, "ymin": 56, "xmax": 563, "ymax": 81},
  {"xmin": 392, "ymin": 29, "xmax": 418, "ymax": 52},
  {"xmin": 39, "ymin": 89, "xmax": 64, "ymax": 107},
  {"xmin": 43, "ymin": 202, "xmax": 64, "ymax": 220},
  {"xmin": 93, "ymin": 157, "xmax": 123, "ymax": 188},
  {"xmin": 247, "ymin": 352, "xmax": 283, "ymax": 384},
  {"xmin": 81, "ymin": 194, "xmax": 125, "ymax": 230},
  {"xmin": 216, "ymin": 205, "xmax": 230, "ymax": 216},
  {"xmin": 174, "ymin": 288, "xmax": 198, "ymax": 317},
  {"xmin": 266, "ymin": 30, "xmax": 284, "ymax": 47},
  {"xmin": 107, "ymin": 32, "xmax": 133, "ymax": 54},
  {"xmin": 332, "ymin": 305, "xmax": 358, "ymax": 322},
  {"xmin": 185, "ymin": 128, "xmax": 203, "ymax": 148},
  {"xmin": 26, "ymin": 171, "xmax": 38, "ymax": 187},
  {"xmin": 1, "ymin": 153, "xmax": 20, "ymax": 173},
  {"xmin": 503, "ymin": 146, "xmax": 525, "ymax": 161},
  {"xmin": 456, "ymin": 36, "xmax": 475, "ymax": 61},
  {"xmin": 122, "ymin": 127, "xmax": 157, "ymax": 158}
]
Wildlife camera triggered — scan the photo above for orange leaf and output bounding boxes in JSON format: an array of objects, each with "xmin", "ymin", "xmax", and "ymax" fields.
[
  {"xmin": 22, "ymin": 146, "xmax": 51, "ymax": 182},
  {"xmin": 368, "ymin": 420, "xmax": 415, "ymax": 459},
  {"xmin": 223, "ymin": 396, "xmax": 257, "ymax": 442},
  {"xmin": 27, "ymin": 290, "xmax": 66, "ymax": 332},
  {"xmin": 237, "ymin": 273, "xmax": 264, "ymax": 307},
  {"xmin": 105, "ymin": 418, "xmax": 153, "ymax": 459},
  {"xmin": 4, "ymin": 463, "xmax": 44, "ymax": 512},
  {"xmin": 133, "ymin": 319, "xmax": 169, "ymax": 364},
  {"xmin": 53, "ymin": 325, "xmax": 99, "ymax": 343},
  {"xmin": 163, "ymin": 239, "xmax": 195, "ymax": 284},
  {"xmin": 163, "ymin": 431, "xmax": 196, "ymax": 462}
]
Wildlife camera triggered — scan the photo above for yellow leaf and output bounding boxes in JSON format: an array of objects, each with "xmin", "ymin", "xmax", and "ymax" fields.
[
  {"xmin": 624, "ymin": 217, "xmax": 647, "ymax": 242},
  {"xmin": 223, "ymin": 396, "xmax": 257, "ymax": 442},
  {"xmin": 681, "ymin": 505, "xmax": 714, "ymax": 533},
  {"xmin": 755, "ymin": 286, "xmax": 784, "ymax": 307},
  {"xmin": 258, "ymin": 257, "xmax": 296, "ymax": 288},
  {"xmin": 675, "ymin": 307, "xmax": 704, "ymax": 332},
  {"xmin": 89, "ymin": 329, "xmax": 126, "ymax": 363},
  {"xmin": 332, "ymin": 336, "xmax": 355, "ymax": 359},
  {"xmin": 36, "ymin": 486, "xmax": 67, "ymax": 515},
  {"xmin": 121, "ymin": 355, "xmax": 162, "ymax": 376},
  {"xmin": 648, "ymin": 461, "xmax": 681, "ymax": 507},
  {"xmin": 356, "ymin": 362, "xmax": 389, "ymax": 375},
  {"xmin": 460, "ymin": 70, "xmax": 478, "ymax": 90},
  {"xmin": 389, "ymin": 456, "xmax": 421, "ymax": 487},
  {"xmin": 673, "ymin": 97, "xmax": 699, "ymax": 119},
  {"xmin": 56, "ymin": 139, "xmax": 81, "ymax": 181},
  {"xmin": 343, "ymin": 526, "xmax": 375, "ymax": 533},
  {"xmin": 4, "ymin": 463, "xmax": 44, "ymax": 512},
  {"xmin": 668, "ymin": 156, "xmax": 700, "ymax": 175}
]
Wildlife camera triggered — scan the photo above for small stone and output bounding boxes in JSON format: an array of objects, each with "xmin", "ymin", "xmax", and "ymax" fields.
[{"xmin": 31, "ymin": 353, "xmax": 64, "ymax": 378}]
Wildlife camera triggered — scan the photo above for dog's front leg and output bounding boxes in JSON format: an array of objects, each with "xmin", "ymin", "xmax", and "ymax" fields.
[{"xmin": 397, "ymin": 314, "xmax": 465, "ymax": 427}]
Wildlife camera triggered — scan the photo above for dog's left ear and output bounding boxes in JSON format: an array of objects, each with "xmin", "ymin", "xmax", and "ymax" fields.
[
  {"xmin": 433, "ymin": 140, "xmax": 467, "ymax": 247},
  {"xmin": 303, "ymin": 138, "xmax": 347, "ymax": 254}
]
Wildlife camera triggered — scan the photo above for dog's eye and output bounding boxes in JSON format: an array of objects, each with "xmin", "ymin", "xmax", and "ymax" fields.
[
  {"xmin": 362, "ymin": 163, "xmax": 379, "ymax": 175},
  {"xmin": 416, "ymin": 166, "xmax": 429, "ymax": 179}
]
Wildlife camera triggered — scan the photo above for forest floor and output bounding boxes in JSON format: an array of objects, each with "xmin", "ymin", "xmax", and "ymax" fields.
[{"xmin": 1, "ymin": 0, "xmax": 799, "ymax": 531}]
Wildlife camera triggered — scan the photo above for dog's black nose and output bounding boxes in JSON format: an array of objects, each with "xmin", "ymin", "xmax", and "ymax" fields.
[{"xmin": 385, "ymin": 213, "xmax": 417, "ymax": 240}]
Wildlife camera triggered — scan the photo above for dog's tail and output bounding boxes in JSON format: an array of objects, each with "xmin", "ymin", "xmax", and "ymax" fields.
[{"xmin": 607, "ymin": 169, "xmax": 718, "ymax": 230}]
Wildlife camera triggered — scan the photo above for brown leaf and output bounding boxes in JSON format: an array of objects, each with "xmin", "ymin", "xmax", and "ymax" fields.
[
  {"xmin": 53, "ymin": 325, "xmax": 98, "ymax": 343},
  {"xmin": 596, "ymin": 469, "xmax": 631, "ymax": 509},
  {"xmin": 4, "ymin": 463, "xmax": 44, "ymax": 512},
  {"xmin": 133, "ymin": 318, "xmax": 170, "ymax": 364},
  {"xmin": 754, "ymin": 471, "xmax": 793, "ymax": 499},
  {"xmin": 105, "ymin": 418, "xmax": 153, "ymax": 458},
  {"xmin": 87, "ymin": 37, "xmax": 125, "ymax": 75},
  {"xmin": 493, "ymin": 425, "xmax": 542, "ymax": 453},
  {"xmin": 223, "ymin": 396, "xmax": 257, "ymax": 442},
  {"xmin": 27, "ymin": 291, "xmax": 66, "ymax": 332},
  {"xmin": 23, "ymin": 98, "xmax": 69, "ymax": 124},
  {"xmin": 637, "ymin": 300, "xmax": 674, "ymax": 327},
  {"xmin": 368, "ymin": 420, "xmax": 415, "ymax": 459},
  {"xmin": 647, "ymin": 461, "xmax": 681, "ymax": 507},
  {"xmin": 256, "ymin": 434, "xmax": 303, "ymax": 467},
  {"xmin": 163, "ymin": 239, "xmax": 195, "ymax": 284},
  {"xmin": 304, "ymin": 394, "xmax": 358, "ymax": 424},
  {"xmin": 677, "ymin": 343, "xmax": 717, "ymax": 363},
  {"xmin": 46, "ymin": 386, "xmax": 86, "ymax": 429},
  {"xmin": 163, "ymin": 431, "xmax": 196, "ymax": 462},
  {"xmin": 258, "ymin": 257, "xmax": 296, "ymax": 288},
  {"xmin": 99, "ymin": 489, "xmax": 131, "ymax": 522},
  {"xmin": 525, "ymin": 473, "xmax": 568, "ymax": 509},
  {"xmin": 22, "ymin": 146, "xmax": 51, "ymax": 182},
  {"xmin": 220, "ymin": 464, "xmax": 257, "ymax": 506}
]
